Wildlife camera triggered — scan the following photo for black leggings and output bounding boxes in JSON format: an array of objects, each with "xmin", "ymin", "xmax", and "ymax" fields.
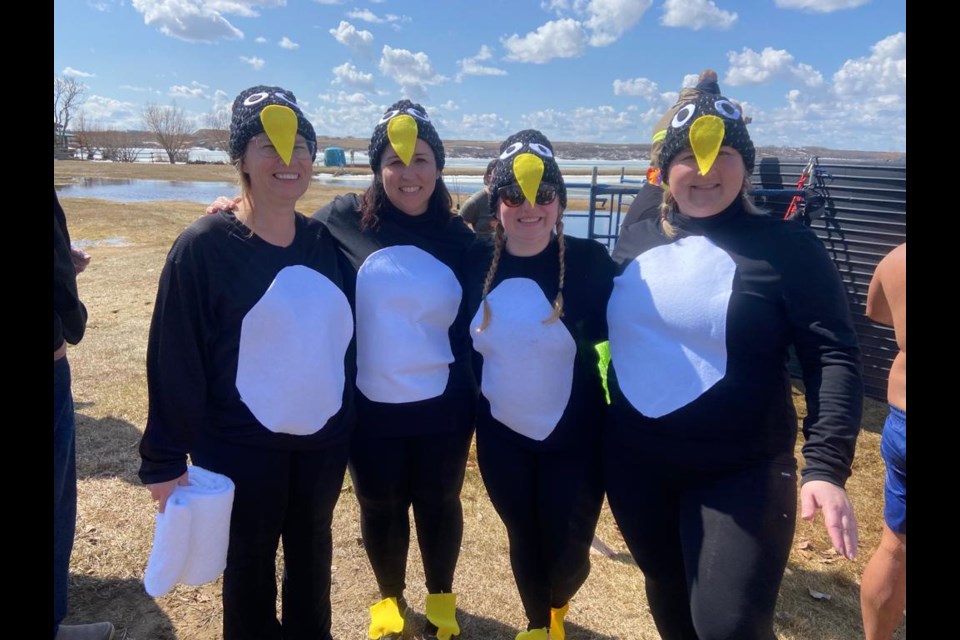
[
  {"xmin": 192, "ymin": 438, "xmax": 350, "ymax": 640},
  {"xmin": 604, "ymin": 439, "xmax": 797, "ymax": 640},
  {"xmin": 349, "ymin": 428, "xmax": 474, "ymax": 597},
  {"xmin": 477, "ymin": 424, "xmax": 603, "ymax": 630}
]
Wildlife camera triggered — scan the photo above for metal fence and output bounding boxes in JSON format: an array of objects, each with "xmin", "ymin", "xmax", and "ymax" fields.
[{"xmin": 574, "ymin": 157, "xmax": 907, "ymax": 401}]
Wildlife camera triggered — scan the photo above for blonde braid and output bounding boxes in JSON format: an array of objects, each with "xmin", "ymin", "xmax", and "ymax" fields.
[
  {"xmin": 543, "ymin": 215, "xmax": 565, "ymax": 324},
  {"xmin": 477, "ymin": 221, "xmax": 506, "ymax": 332}
]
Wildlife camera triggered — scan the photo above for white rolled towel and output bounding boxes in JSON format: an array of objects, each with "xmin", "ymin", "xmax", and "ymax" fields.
[{"xmin": 144, "ymin": 465, "xmax": 235, "ymax": 597}]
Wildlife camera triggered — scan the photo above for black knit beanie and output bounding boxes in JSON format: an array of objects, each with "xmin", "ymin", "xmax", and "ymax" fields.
[
  {"xmin": 657, "ymin": 91, "xmax": 755, "ymax": 183},
  {"xmin": 229, "ymin": 85, "xmax": 317, "ymax": 163},
  {"xmin": 368, "ymin": 99, "xmax": 445, "ymax": 171},
  {"xmin": 488, "ymin": 129, "xmax": 567, "ymax": 217}
]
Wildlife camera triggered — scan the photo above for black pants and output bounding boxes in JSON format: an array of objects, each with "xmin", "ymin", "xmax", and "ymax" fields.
[
  {"xmin": 604, "ymin": 436, "xmax": 797, "ymax": 640},
  {"xmin": 477, "ymin": 424, "xmax": 603, "ymax": 630},
  {"xmin": 349, "ymin": 428, "xmax": 473, "ymax": 598},
  {"xmin": 192, "ymin": 438, "xmax": 350, "ymax": 640}
]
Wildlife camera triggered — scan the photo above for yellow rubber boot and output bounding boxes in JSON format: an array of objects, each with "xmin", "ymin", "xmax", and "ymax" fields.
[
  {"xmin": 550, "ymin": 603, "xmax": 569, "ymax": 640},
  {"xmin": 368, "ymin": 596, "xmax": 405, "ymax": 639},
  {"xmin": 516, "ymin": 628, "xmax": 548, "ymax": 640},
  {"xmin": 424, "ymin": 592, "xmax": 460, "ymax": 640}
]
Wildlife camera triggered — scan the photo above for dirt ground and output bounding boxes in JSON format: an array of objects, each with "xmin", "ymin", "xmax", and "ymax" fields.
[{"xmin": 55, "ymin": 160, "xmax": 904, "ymax": 639}]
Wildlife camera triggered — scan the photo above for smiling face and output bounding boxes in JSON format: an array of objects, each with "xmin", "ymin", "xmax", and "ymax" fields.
[
  {"xmin": 240, "ymin": 133, "xmax": 313, "ymax": 205},
  {"xmin": 498, "ymin": 183, "xmax": 561, "ymax": 256},
  {"xmin": 379, "ymin": 138, "xmax": 440, "ymax": 216},
  {"xmin": 666, "ymin": 145, "xmax": 746, "ymax": 218}
]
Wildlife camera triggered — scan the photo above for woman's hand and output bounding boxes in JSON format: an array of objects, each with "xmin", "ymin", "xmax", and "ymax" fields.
[
  {"xmin": 147, "ymin": 472, "xmax": 190, "ymax": 513},
  {"xmin": 205, "ymin": 196, "xmax": 241, "ymax": 216},
  {"xmin": 800, "ymin": 479, "xmax": 858, "ymax": 559}
]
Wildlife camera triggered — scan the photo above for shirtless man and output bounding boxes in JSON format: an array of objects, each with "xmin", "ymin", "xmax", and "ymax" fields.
[{"xmin": 860, "ymin": 242, "xmax": 906, "ymax": 640}]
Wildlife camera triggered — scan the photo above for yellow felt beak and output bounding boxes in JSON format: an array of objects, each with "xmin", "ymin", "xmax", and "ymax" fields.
[
  {"xmin": 513, "ymin": 153, "xmax": 545, "ymax": 206},
  {"xmin": 689, "ymin": 115, "xmax": 725, "ymax": 176},
  {"xmin": 387, "ymin": 114, "xmax": 418, "ymax": 166},
  {"xmin": 260, "ymin": 104, "xmax": 300, "ymax": 166}
]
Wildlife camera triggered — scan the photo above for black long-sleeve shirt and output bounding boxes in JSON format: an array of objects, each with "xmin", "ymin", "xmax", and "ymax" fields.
[
  {"xmin": 607, "ymin": 200, "xmax": 863, "ymax": 486},
  {"xmin": 313, "ymin": 194, "xmax": 478, "ymax": 437},
  {"xmin": 465, "ymin": 235, "xmax": 615, "ymax": 451},
  {"xmin": 54, "ymin": 190, "xmax": 87, "ymax": 351},
  {"xmin": 139, "ymin": 211, "xmax": 355, "ymax": 484}
]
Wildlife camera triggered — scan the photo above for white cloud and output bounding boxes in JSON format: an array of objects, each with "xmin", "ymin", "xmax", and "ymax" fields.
[
  {"xmin": 312, "ymin": 0, "xmax": 342, "ymax": 4},
  {"xmin": 519, "ymin": 105, "xmax": 638, "ymax": 142},
  {"xmin": 329, "ymin": 21, "xmax": 374, "ymax": 53},
  {"xmin": 279, "ymin": 36, "xmax": 299, "ymax": 50},
  {"xmin": 255, "ymin": 36, "xmax": 267, "ymax": 43},
  {"xmin": 332, "ymin": 62, "xmax": 376, "ymax": 91},
  {"xmin": 583, "ymin": 0, "xmax": 652, "ymax": 47},
  {"xmin": 748, "ymin": 33, "xmax": 905, "ymax": 152},
  {"xmin": 725, "ymin": 47, "xmax": 824, "ymax": 88},
  {"xmin": 612, "ymin": 77, "xmax": 660, "ymax": 100},
  {"xmin": 169, "ymin": 81, "xmax": 208, "ymax": 99},
  {"xmin": 502, "ymin": 19, "xmax": 588, "ymax": 64},
  {"xmin": 309, "ymin": 93, "xmax": 385, "ymax": 137},
  {"xmin": 347, "ymin": 8, "xmax": 384, "ymax": 23},
  {"xmin": 661, "ymin": 0, "xmax": 737, "ymax": 30},
  {"xmin": 240, "ymin": 55, "xmax": 266, "ymax": 70},
  {"xmin": 119, "ymin": 85, "xmax": 156, "ymax": 93},
  {"xmin": 378, "ymin": 45, "xmax": 447, "ymax": 100},
  {"xmin": 456, "ymin": 46, "xmax": 507, "ymax": 82},
  {"xmin": 833, "ymin": 32, "xmax": 905, "ymax": 97},
  {"xmin": 131, "ymin": 0, "xmax": 286, "ymax": 43},
  {"xmin": 63, "ymin": 67, "xmax": 95, "ymax": 78},
  {"xmin": 78, "ymin": 94, "xmax": 142, "ymax": 129},
  {"xmin": 440, "ymin": 111, "xmax": 512, "ymax": 142},
  {"xmin": 775, "ymin": 0, "xmax": 871, "ymax": 12}
]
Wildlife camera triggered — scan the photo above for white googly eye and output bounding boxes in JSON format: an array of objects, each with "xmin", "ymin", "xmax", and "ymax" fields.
[
  {"xmin": 272, "ymin": 91, "xmax": 298, "ymax": 108},
  {"xmin": 714, "ymin": 99, "xmax": 740, "ymax": 120},
  {"xmin": 377, "ymin": 109, "xmax": 400, "ymax": 125},
  {"xmin": 671, "ymin": 103, "xmax": 696, "ymax": 129},
  {"xmin": 243, "ymin": 91, "xmax": 270, "ymax": 106},
  {"xmin": 499, "ymin": 142, "xmax": 524, "ymax": 160},
  {"xmin": 528, "ymin": 142, "xmax": 554, "ymax": 159},
  {"xmin": 404, "ymin": 106, "xmax": 431, "ymax": 122}
]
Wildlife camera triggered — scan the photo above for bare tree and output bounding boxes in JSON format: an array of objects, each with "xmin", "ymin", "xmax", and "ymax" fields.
[
  {"xmin": 73, "ymin": 111, "xmax": 100, "ymax": 160},
  {"xmin": 202, "ymin": 108, "xmax": 232, "ymax": 157},
  {"xmin": 142, "ymin": 102, "xmax": 193, "ymax": 164},
  {"xmin": 54, "ymin": 77, "xmax": 87, "ymax": 148},
  {"xmin": 100, "ymin": 130, "xmax": 143, "ymax": 163}
]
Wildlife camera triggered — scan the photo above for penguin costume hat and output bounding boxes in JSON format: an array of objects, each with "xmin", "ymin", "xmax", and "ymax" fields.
[
  {"xmin": 488, "ymin": 129, "xmax": 568, "ymax": 218},
  {"xmin": 657, "ymin": 88, "xmax": 755, "ymax": 183},
  {"xmin": 229, "ymin": 85, "xmax": 317, "ymax": 165},
  {"xmin": 367, "ymin": 99, "xmax": 446, "ymax": 171}
]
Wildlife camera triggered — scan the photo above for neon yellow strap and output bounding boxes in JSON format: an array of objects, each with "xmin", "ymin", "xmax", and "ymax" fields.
[
  {"xmin": 368, "ymin": 597, "xmax": 404, "ymax": 639},
  {"xmin": 425, "ymin": 592, "xmax": 460, "ymax": 639},
  {"xmin": 516, "ymin": 628, "xmax": 548, "ymax": 640}
]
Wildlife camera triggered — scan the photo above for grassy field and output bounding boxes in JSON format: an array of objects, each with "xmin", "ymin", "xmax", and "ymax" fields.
[{"xmin": 55, "ymin": 160, "xmax": 903, "ymax": 639}]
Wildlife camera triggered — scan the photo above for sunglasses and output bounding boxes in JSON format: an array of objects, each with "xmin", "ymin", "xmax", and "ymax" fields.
[{"xmin": 497, "ymin": 182, "xmax": 559, "ymax": 208}]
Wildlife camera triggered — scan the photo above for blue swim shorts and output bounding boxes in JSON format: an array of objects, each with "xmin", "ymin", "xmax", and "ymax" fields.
[{"xmin": 880, "ymin": 405, "xmax": 906, "ymax": 534}]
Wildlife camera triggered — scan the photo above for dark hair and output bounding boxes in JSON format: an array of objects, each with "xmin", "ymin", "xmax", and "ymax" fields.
[{"xmin": 359, "ymin": 175, "xmax": 455, "ymax": 230}]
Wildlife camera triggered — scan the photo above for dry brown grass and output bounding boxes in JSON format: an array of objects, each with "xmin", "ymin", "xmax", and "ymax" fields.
[{"xmin": 56, "ymin": 161, "xmax": 902, "ymax": 640}]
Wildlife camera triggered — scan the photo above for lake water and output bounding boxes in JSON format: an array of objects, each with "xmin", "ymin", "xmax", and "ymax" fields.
[{"xmin": 56, "ymin": 160, "xmax": 642, "ymax": 241}]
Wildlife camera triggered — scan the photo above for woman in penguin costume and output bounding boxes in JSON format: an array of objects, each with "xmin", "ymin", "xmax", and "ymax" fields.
[
  {"xmin": 604, "ymin": 82, "xmax": 864, "ymax": 639},
  {"xmin": 312, "ymin": 100, "xmax": 478, "ymax": 640},
  {"xmin": 140, "ymin": 85, "xmax": 355, "ymax": 639},
  {"xmin": 466, "ymin": 129, "xmax": 615, "ymax": 640}
]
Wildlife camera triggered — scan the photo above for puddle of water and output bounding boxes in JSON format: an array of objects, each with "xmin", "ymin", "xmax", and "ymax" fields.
[
  {"xmin": 57, "ymin": 178, "xmax": 240, "ymax": 204},
  {"xmin": 74, "ymin": 237, "xmax": 131, "ymax": 248}
]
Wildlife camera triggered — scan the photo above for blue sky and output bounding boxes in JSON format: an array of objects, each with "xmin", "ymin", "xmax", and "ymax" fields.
[{"xmin": 53, "ymin": 0, "xmax": 906, "ymax": 152}]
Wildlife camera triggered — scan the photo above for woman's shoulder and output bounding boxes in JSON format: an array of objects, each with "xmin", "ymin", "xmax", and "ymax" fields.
[{"xmin": 312, "ymin": 193, "xmax": 361, "ymax": 225}]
